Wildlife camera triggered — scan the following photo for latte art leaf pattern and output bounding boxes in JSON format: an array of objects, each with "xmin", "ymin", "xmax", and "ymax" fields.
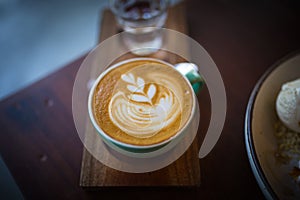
[
  {"xmin": 122, "ymin": 73, "xmax": 156, "ymax": 104},
  {"xmin": 121, "ymin": 73, "xmax": 135, "ymax": 84},
  {"xmin": 147, "ymin": 84, "xmax": 156, "ymax": 100},
  {"xmin": 93, "ymin": 61, "xmax": 193, "ymax": 146},
  {"xmin": 109, "ymin": 72, "xmax": 181, "ymax": 138},
  {"xmin": 137, "ymin": 77, "xmax": 145, "ymax": 88},
  {"xmin": 130, "ymin": 94, "xmax": 150, "ymax": 103},
  {"xmin": 129, "ymin": 84, "xmax": 156, "ymax": 104},
  {"xmin": 127, "ymin": 85, "xmax": 141, "ymax": 93}
]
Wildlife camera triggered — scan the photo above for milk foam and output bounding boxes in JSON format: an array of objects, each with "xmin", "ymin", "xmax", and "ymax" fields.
[{"xmin": 108, "ymin": 68, "xmax": 183, "ymax": 138}]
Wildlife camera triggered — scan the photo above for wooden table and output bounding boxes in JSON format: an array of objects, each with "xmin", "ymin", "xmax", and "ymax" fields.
[{"xmin": 1, "ymin": 0, "xmax": 300, "ymax": 199}]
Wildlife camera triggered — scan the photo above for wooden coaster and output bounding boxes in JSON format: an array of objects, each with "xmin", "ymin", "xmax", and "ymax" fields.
[{"xmin": 80, "ymin": 3, "xmax": 201, "ymax": 187}]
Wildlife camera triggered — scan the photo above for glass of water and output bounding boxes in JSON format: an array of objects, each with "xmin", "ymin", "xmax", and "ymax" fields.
[{"xmin": 110, "ymin": 0, "xmax": 169, "ymax": 55}]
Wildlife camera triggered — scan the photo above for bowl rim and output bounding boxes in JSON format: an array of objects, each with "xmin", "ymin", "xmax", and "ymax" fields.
[{"xmin": 244, "ymin": 50, "xmax": 300, "ymax": 200}]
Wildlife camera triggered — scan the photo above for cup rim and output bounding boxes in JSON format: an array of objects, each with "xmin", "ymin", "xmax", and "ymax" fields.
[
  {"xmin": 109, "ymin": 0, "xmax": 169, "ymax": 21},
  {"xmin": 88, "ymin": 57, "xmax": 196, "ymax": 149}
]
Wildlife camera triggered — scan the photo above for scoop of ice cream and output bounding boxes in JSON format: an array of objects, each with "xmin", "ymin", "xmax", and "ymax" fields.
[{"xmin": 276, "ymin": 78, "xmax": 300, "ymax": 133}]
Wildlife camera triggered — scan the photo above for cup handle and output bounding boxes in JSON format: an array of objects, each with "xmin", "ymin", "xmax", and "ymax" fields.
[{"xmin": 175, "ymin": 63, "xmax": 204, "ymax": 94}]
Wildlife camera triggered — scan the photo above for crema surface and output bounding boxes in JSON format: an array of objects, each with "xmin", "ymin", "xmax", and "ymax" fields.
[{"xmin": 93, "ymin": 60, "xmax": 193, "ymax": 146}]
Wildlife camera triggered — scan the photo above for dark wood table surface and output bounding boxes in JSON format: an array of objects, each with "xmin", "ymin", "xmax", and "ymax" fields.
[{"xmin": 1, "ymin": 0, "xmax": 300, "ymax": 199}]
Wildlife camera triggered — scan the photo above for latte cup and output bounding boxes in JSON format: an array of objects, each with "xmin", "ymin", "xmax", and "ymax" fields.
[{"xmin": 88, "ymin": 58, "xmax": 203, "ymax": 154}]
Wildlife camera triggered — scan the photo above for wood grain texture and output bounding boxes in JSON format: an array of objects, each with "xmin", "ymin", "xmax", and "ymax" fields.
[{"xmin": 80, "ymin": 2, "xmax": 201, "ymax": 187}]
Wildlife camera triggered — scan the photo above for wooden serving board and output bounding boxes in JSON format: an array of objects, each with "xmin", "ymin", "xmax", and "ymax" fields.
[{"xmin": 80, "ymin": 2, "xmax": 201, "ymax": 187}]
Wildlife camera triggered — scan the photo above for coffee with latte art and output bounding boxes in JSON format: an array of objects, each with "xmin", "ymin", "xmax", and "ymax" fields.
[{"xmin": 92, "ymin": 59, "xmax": 194, "ymax": 146}]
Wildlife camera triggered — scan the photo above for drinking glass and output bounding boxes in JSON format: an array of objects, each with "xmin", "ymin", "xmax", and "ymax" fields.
[{"xmin": 110, "ymin": 0, "xmax": 169, "ymax": 55}]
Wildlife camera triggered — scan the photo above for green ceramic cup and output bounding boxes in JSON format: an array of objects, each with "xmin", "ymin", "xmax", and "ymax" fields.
[{"xmin": 88, "ymin": 58, "xmax": 204, "ymax": 155}]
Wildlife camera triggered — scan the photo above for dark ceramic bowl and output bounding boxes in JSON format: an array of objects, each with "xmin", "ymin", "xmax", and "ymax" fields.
[{"xmin": 245, "ymin": 52, "xmax": 300, "ymax": 200}]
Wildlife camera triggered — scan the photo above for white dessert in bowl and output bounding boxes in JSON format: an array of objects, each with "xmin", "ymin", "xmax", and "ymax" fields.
[
  {"xmin": 275, "ymin": 78, "xmax": 300, "ymax": 187},
  {"xmin": 276, "ymin": 79, "xmax": 300, "ymax": 133}
]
